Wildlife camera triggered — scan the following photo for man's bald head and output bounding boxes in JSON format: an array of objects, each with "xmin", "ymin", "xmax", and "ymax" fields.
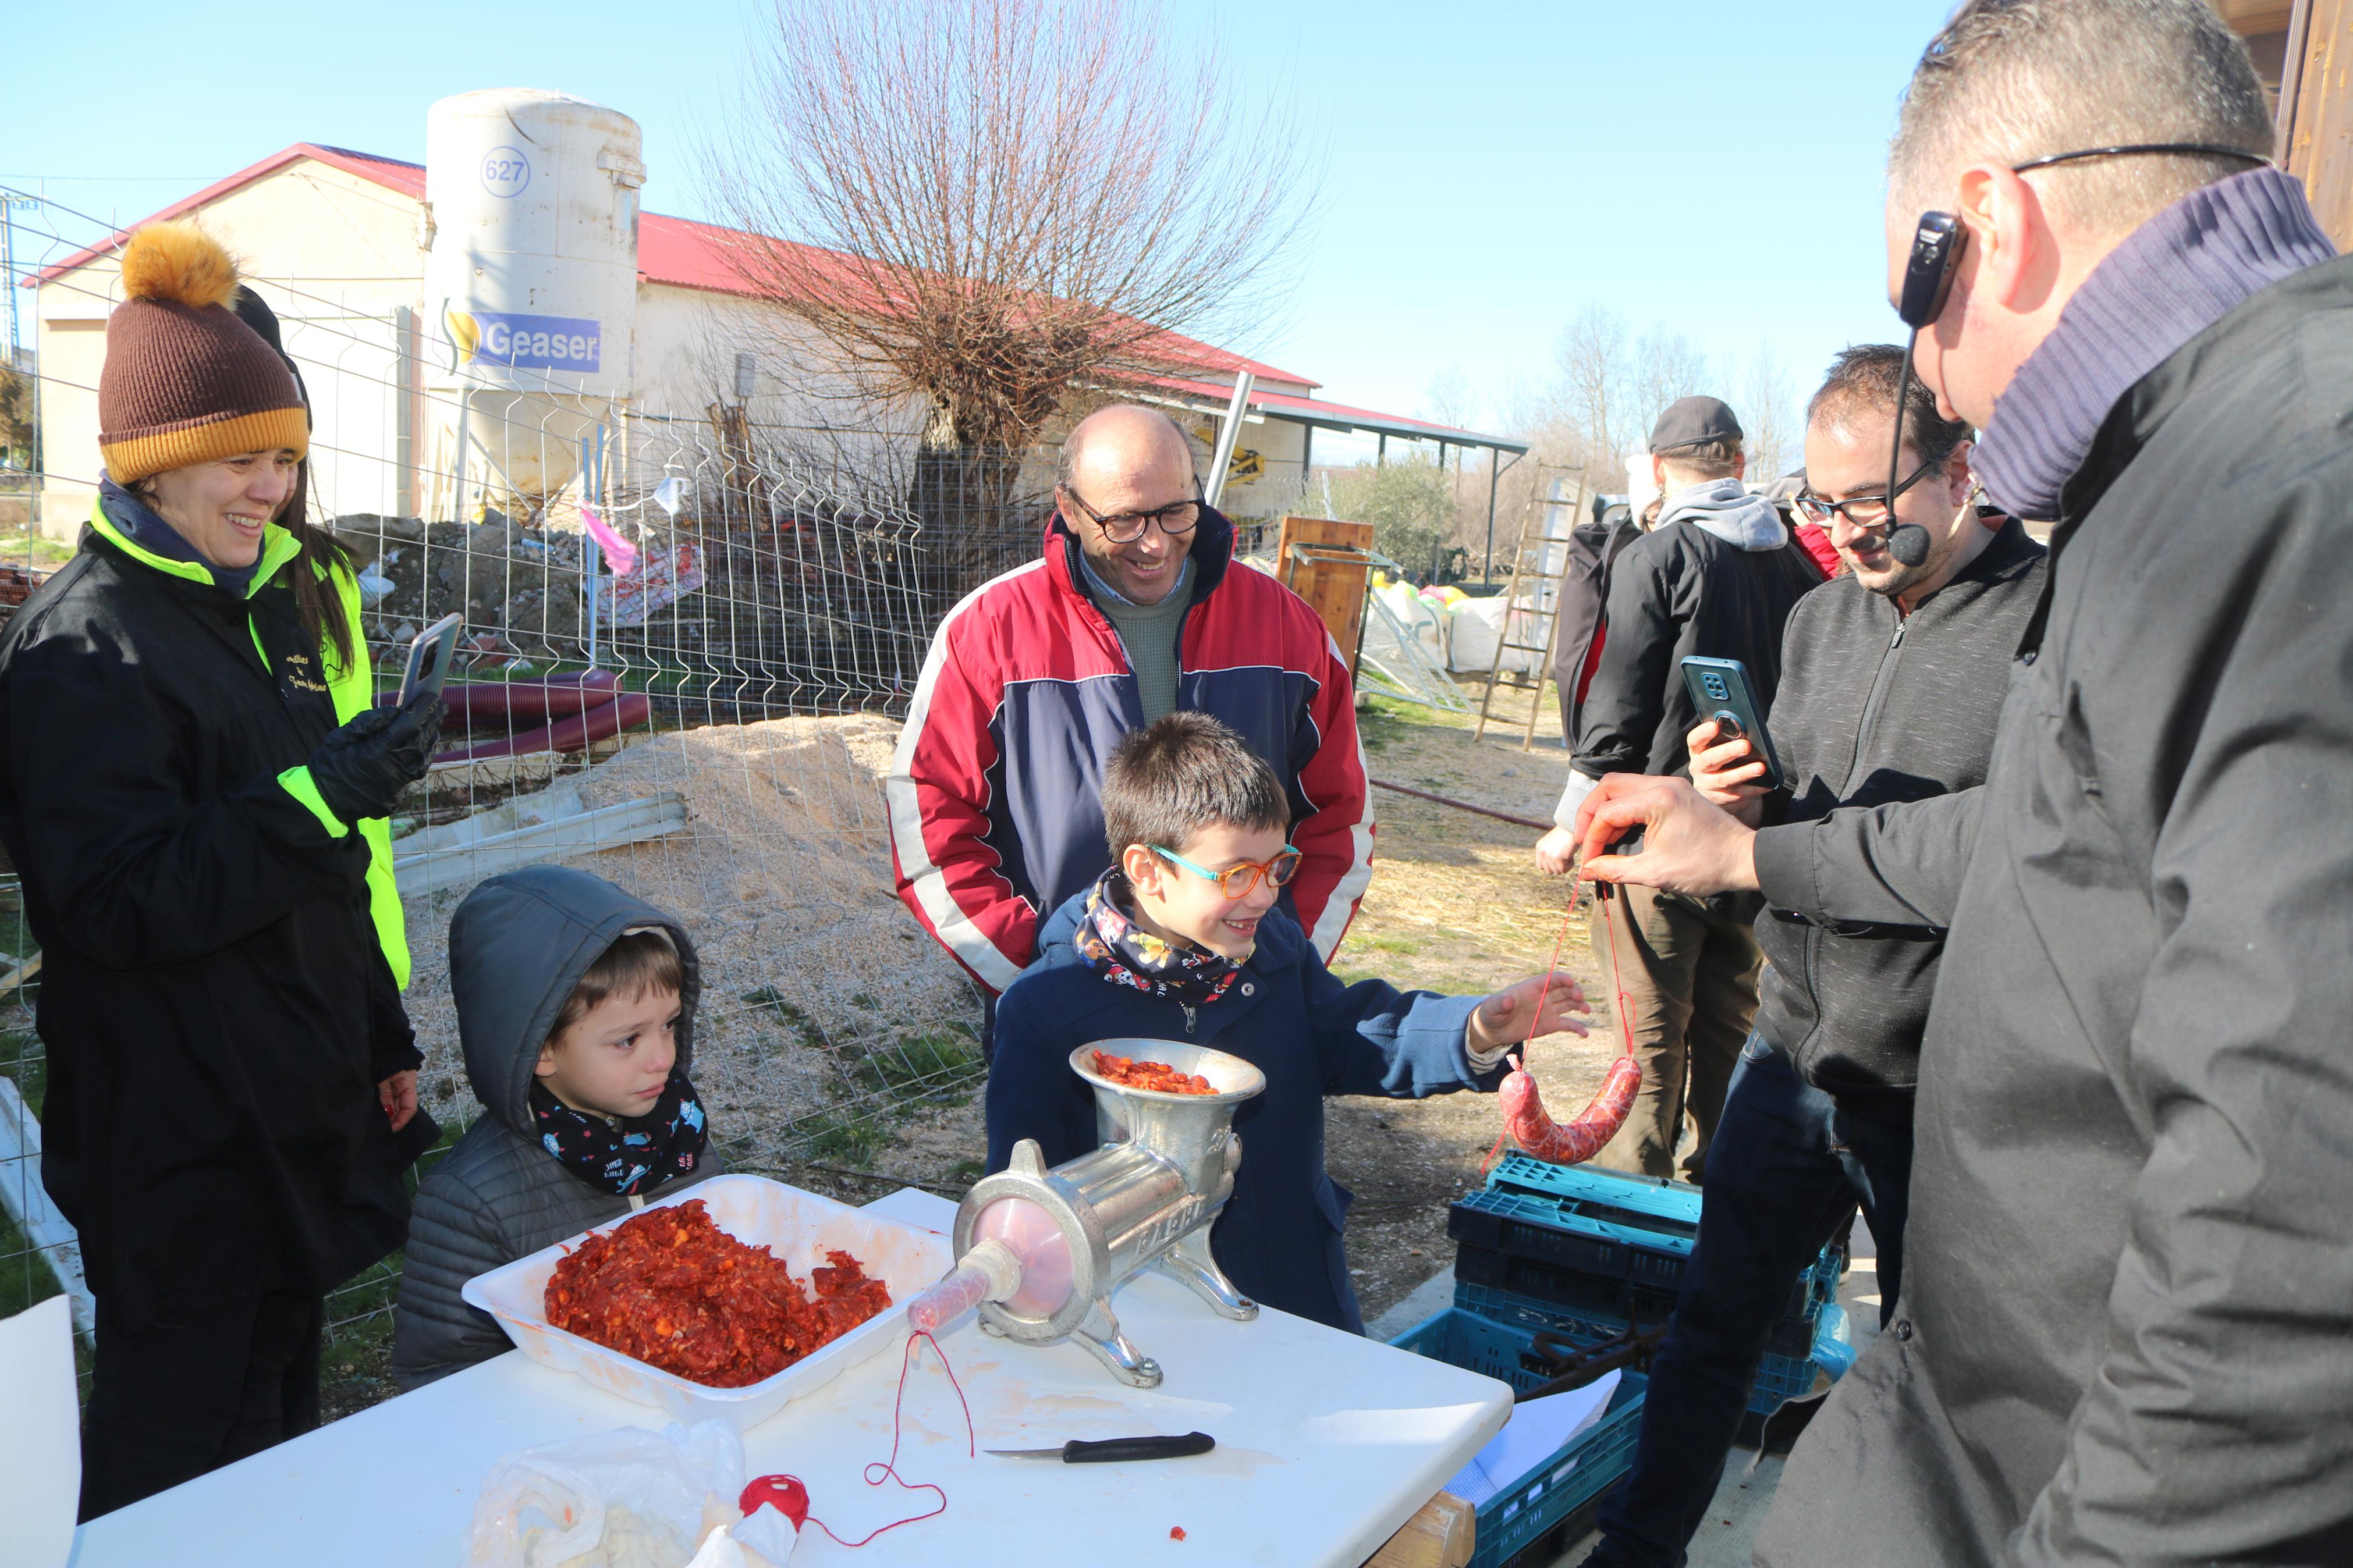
[
  {"xmin": 1055, "ymin": 403, "xmax": 1204, "ymax": 606},
  {"xmin": 1058, "ymin": 404, "xmax": 1197, "ymax": 492}
]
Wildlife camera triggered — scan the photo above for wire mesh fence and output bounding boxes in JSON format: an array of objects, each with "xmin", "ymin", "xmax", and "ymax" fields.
[{"xmin": 0, "ymin": 185, "xmax": 1140, "ymax": 1361}]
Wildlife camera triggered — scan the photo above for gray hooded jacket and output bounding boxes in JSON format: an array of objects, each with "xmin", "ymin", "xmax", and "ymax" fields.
[
  {"xmin": 390, "ymin": 865, "xmax": 724, "ymax": 1389},
  {"xmin": 1570, "ymin": 477, "xmax": 1823, "ymax": 787}
]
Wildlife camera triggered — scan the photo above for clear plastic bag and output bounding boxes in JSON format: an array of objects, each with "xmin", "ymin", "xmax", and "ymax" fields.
[{"xmin": 464, "ymin": 1420, "xmax": 798, "ymax": 1568}]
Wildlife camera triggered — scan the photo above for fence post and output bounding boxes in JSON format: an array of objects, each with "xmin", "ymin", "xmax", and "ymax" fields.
[
  {"xmin": 583, "ymin": 431, "xmax": 601, "ymax": 669},
  {"xmin": 1205, "ymin": 371, "xmax": 1255, "ymax": 510}
]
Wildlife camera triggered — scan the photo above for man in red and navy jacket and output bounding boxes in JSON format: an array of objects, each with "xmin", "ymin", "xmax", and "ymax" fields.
[{"xmin": 888, "ymin": 404, "xmax": 1374, "ymax": 996}]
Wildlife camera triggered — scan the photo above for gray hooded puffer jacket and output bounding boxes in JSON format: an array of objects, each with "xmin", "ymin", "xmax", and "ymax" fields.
[{"xmin": 390, "ymin": 865, "xmax": 726, "ymax": 1389}]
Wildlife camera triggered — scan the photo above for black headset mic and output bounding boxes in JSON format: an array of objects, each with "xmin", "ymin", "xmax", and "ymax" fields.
[
  {"xmin": 1887, "ymin": 521, "xmax": 1933, "ymax": 567},
  {"xmin": 1886, "ymin": 211, "xmax": 1964, "ymax": 572}
]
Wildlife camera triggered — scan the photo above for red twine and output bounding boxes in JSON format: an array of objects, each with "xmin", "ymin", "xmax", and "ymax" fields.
[
  {"xmin": 740, "ymin": 1328, "xmax": 975, "ymax": 1550},
  {"xmin": 1478, "ymin": 884, "xmax": 1639, "ymax": 1178}
]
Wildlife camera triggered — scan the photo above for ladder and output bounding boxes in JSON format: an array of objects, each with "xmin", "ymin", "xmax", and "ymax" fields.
[{"xmin": 1473, "ymin": 470, "xmax": 1588, "ymax": 749}]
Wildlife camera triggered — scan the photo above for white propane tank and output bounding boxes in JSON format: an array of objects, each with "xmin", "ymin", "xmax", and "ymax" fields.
[{"xmin": 423, "ymin": 88, "xmax": 644, "ymax": 513}]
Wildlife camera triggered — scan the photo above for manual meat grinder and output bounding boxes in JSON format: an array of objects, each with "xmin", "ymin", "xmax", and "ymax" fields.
[{"xmin": 905, "ymin": 1039, "xmax": 1264, "ymax": 1388}]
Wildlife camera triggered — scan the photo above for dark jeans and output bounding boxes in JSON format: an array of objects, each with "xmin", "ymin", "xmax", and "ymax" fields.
[
  {"xmin": 80, "ymin": 1288, "xmax": 325, "ymax": 1520},
  {"xmin": 1587, "ymin": 1039, "xmax": 1914, "ymax": 1568}
]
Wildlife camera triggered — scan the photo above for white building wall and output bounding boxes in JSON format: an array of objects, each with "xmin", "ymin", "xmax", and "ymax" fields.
[
  {"xmin": 31, "ymin": 152, "xmax": 1326, "ymax": 539},
  {"xmin": 32, "ymin": 161, "xmax": 429, "ymax": 537}
]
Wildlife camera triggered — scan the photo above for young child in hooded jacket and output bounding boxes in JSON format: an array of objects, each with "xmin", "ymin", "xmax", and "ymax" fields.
[
  {"xmin": 986, "ymin": 712, "xmax": 1591, "ymax": 1334},
  {"xmin": 391, "ymin": 865, "xmax": 725, "ymax": 1388}
]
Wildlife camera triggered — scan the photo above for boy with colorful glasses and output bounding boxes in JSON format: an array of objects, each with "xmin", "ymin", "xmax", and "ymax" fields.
[{"xmin": 985, "ymin": 712, "xmax": 1591, "ymax": 1332}]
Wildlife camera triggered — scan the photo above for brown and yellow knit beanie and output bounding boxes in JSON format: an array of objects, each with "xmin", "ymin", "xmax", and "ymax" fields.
[{"xmin": 98, "ymin": 222, "xmax": 308, "ymax": 485}]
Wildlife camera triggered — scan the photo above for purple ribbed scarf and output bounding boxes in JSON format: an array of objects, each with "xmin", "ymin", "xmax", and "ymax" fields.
[{"xmin": 1974, "ymin": 167, "xmax": 2338, "ymax": 523}]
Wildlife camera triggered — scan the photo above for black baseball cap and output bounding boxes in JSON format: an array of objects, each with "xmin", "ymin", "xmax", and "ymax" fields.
[{"xmin": 1648, "ymin": 396, "xmax": 1744, "ymax": 454}]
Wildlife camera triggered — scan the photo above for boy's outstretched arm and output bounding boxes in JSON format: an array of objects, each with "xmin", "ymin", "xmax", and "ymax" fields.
[{"xmin": 1300, "ymin": 947, "xmax": 1512, "ymax": 1099}]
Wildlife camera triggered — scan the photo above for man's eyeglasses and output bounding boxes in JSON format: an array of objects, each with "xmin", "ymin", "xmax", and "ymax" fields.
[
  {"xmin": 1793, "ymin": 455, "xmax": 1939, "ymax": 529},
  {"xmin": 1151, "ymin": 843, "xmax": 1302, "ymax": 899},
  {"xmin": 1061, "ymin": 481, "xmax": 1204, "ymax": 545}
]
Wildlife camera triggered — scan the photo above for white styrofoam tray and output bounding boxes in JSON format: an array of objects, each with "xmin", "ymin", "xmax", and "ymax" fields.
[{"xmin": 461, "ymin": 1174, "xmax": 954, "ymax": 1431}]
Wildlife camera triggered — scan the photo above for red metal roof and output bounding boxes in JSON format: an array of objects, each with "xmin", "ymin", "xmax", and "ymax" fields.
[{"xmin": 23, "ymin": 143, "xmax": 1322, "ymax": 390}]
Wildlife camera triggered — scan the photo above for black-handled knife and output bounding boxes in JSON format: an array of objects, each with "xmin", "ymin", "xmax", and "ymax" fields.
[{"xmin": 985, "ymin": 1431, "xmax": 1217, "ymax": 1463}]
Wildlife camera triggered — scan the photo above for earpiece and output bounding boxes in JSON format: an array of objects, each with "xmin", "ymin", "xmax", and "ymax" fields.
[
  {"xmin": 1886, "ymin": 211, "xmax": 1967, "ymax": 570},
  {"xmin": 1898, "ymin": 212, "xmax": 1963, "ymax": 330}
]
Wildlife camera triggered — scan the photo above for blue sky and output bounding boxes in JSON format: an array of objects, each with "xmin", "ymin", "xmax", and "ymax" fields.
[{"xmin": 5, "ymin": 0, "xmax": 1958, "ymax": 444}]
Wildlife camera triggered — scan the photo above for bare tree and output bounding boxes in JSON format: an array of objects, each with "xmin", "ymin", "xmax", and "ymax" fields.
[
  {"xmin": 1738, "ymin": 343, "xmax": 1803, "ymax": 483},
  {"xmin": 702, "ymin": 0, "xmax": 1313, "ymax": 592},
  {"xmin": 1553, "ymin": 304, "xmax": 1630, "ymax": 469},
  {"xmin": 1628, "ymin": 325, "xmax": 1713, "ymax": 435},
  {"xmin": 1422, "ymin": 365, "xmax": 1478, "ymax": 431}
]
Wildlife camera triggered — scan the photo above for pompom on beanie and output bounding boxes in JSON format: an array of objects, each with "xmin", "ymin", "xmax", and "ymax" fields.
[{"xmin": 98, "ymin": 222, "xmax": 308, "ymax": 485}]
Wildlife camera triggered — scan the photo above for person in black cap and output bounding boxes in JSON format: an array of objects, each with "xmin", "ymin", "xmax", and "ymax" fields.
[{"xmin": 1531, "ymin": 394, "xmax": 1822, "ymax": 1181}]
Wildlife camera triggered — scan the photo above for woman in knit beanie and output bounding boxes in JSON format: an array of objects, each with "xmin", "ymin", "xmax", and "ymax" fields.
[{"xmin": 0, "ymin": 221, "xmax": 446, "ymax": 1517}]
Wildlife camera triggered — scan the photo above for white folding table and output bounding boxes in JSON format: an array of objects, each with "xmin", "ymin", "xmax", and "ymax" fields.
[{"xmin": 69, "ymin": 1189, "xmax": 1509, "ymax": 1567}]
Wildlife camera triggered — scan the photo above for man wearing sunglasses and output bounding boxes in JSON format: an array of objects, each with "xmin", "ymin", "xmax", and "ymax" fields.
[
  {"xmin": 888, "ymin": 403, "xmax": 1372, "ymax": 1019},
  {"xmin": 1571, "ymin": 2, "xmax": 2353, "ymax": 1562}
]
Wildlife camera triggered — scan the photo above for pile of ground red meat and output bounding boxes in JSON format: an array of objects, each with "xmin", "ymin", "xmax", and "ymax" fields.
[
  {"xmin": 544, "ymin": 1200, "xmax": 894, "ymax": 1386},
  {"xmin": 1090, "ymin": 1050, "xmax": 1216, "ymax": 1095}
]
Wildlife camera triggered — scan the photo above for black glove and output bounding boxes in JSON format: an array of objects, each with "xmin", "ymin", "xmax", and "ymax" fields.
[{"xmin": 308, "ymin": 691, "xmax": 446, "ymax": 824}]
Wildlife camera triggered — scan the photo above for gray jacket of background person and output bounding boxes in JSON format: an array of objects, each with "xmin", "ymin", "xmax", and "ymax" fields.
[
  {"xmin": 1748, "ymin": 515, "xmax": 2045, "ymax": 1103},
  {"xmin": 391, "ymin": 866, "xmax": 726, "ymax": 1390},
  {"xmin": 1751, "ymin": 262, "xmax": 2353, "ymax": 1558},
  {"xmin": 1570, "ymin": 480, "xmax": 1823, "ymax": 787}
]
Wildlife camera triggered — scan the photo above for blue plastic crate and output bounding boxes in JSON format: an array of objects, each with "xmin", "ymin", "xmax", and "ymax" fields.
[
  {"xmin": 1451, "ymin": 1235, "xmax": 1827, "ymax": 1355},
  {"xmin": 1390, "ymin": 1307, "xmax": 1646, "ymax": 1568},
  {"xmin": 1450, "ymin": 1279, "xmax": 1825, "ymax": 1418},
  {"xmin": 1487, "ymin": 1153, "xmax": 1703, "ymax": 1221},
  {"xmin": 1454, "ymin": 1159, "xmax": 1844, "ymax": 1330}
]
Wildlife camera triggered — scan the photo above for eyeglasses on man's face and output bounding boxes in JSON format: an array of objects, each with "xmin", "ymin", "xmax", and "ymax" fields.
[
  {"xmin": 1060, "ymin": 481, "xmax": 1204, "ymax": 545},
  {"xmin": 1151, "ymin": 844, "xmax": 1302, "ymax": 899},
  {"xmin": 1793, "ymin": 454, "xmax": 1940, "ymax": 529}
]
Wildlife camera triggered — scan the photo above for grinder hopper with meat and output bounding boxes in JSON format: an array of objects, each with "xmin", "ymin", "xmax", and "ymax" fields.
[{"xmin": 906, "ymin": 1040, "xmax": 1264, "ymax": 1387}]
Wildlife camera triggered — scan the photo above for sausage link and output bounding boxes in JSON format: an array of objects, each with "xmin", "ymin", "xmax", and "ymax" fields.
[{"xmin": 1498, "ymin": 1053, "xmax": 1641, "ymax": 1165}]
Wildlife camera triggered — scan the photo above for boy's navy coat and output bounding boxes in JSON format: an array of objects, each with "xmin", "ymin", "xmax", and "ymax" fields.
[{"xmin": 988, "ymin": 890, "xmax": 1506, "ymax": 1333}]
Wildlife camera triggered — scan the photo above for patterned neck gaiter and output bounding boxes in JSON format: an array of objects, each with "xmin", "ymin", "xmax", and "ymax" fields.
[
  {"xmin": 528, "ymin": 1073, "xmax": 711, "ymax": 1197},
  {"xmin": 1074, "ymin": 867, "xmax": 1244, "ymax": 1008}
]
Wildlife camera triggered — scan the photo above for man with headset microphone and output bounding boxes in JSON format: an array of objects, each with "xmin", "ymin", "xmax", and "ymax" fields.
[{"xmin": 1570, "ymin": 2, "xmax": 2353, "ymax": 1562}]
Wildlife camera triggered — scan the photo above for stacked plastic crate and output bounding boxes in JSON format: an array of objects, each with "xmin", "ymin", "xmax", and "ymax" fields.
[{"xmin": 1389, "ymin": 1155, "xmax": 1854, "ymax": 1567}]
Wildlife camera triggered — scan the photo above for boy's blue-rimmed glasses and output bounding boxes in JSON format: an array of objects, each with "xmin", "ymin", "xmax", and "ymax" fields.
[{"xmin": 1150, "ymin": 844, "xmax": 1303, "ymax": 899}]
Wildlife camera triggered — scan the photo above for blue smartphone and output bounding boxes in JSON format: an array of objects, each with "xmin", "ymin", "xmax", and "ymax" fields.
[{"xmin": 1680, "ymin": 656, "xmax": 1787, "ymax": 791}]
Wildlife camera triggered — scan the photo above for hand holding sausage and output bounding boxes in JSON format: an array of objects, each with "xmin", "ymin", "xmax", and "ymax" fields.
[
  {"xmin": 1686, "ymin": 718, "xmax": 1770, "ymax": 827},
  {"xmin": 1574, "ymin": 774, "xmax": 1762, "ymax": 897}
]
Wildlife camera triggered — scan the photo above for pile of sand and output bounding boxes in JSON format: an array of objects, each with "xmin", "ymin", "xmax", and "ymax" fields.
[{"xmin": 399, "ymin": 714, "xmax": 985, "ymax": 1167}]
